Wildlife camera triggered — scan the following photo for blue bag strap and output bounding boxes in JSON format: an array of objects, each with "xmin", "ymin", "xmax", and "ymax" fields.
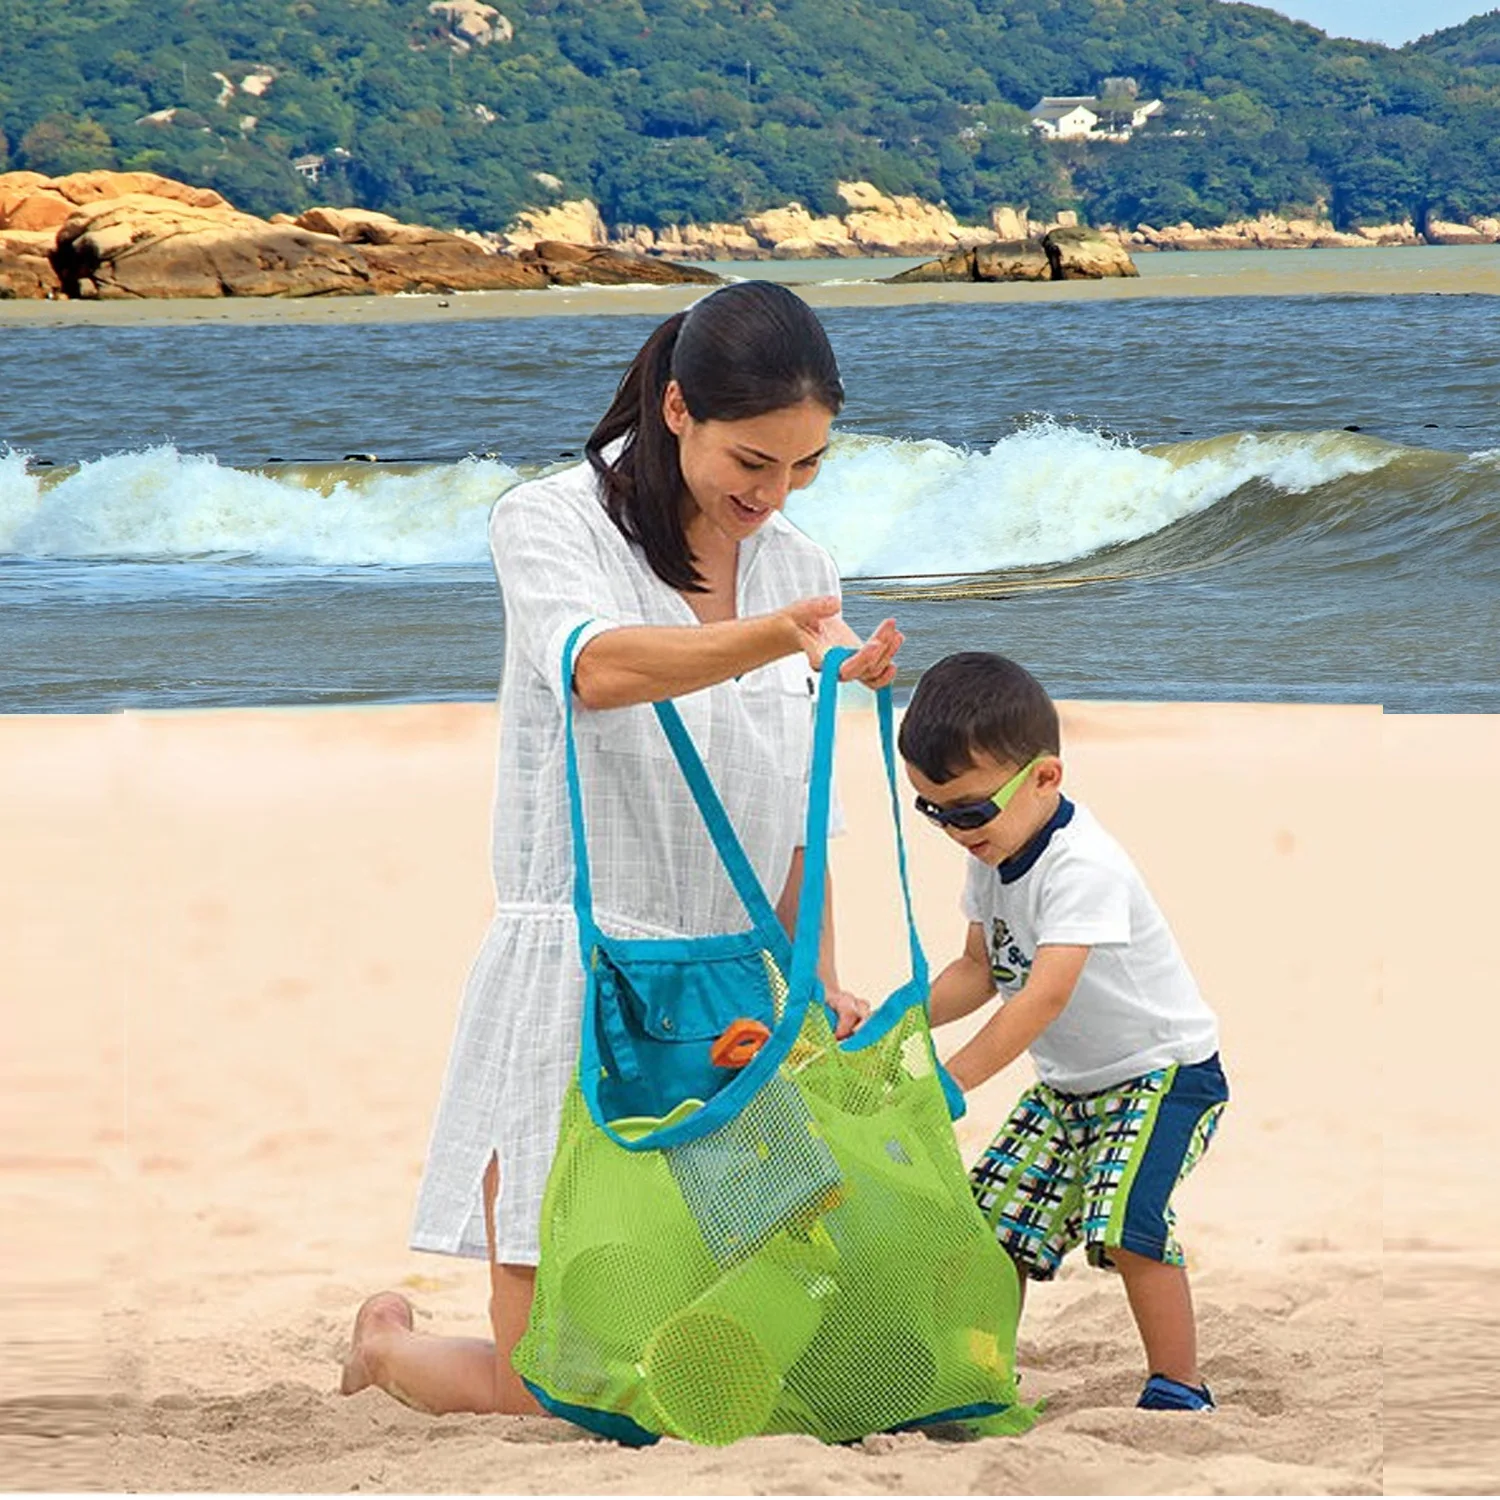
[
  {"xmin": 561, "ymin": 621, "xmax": 602, "ymax": 953},
  {"xmin": 651, "ymin": 699, "xmax": 782, "ymax": 935},
  {"xmin": 877, "ymin": 683, "xmax": 929, "ymax": 992},
  {"xmin": 562, "ymin": 621, "xmax": 783, "ymax": 945},
  {"xmin": 789, "ymin": 646, "xmax": 852, "ymax": 1003}
]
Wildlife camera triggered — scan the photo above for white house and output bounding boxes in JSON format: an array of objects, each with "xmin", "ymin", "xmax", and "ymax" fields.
[
  {"xmin": 1030, "ymin": 97, "xmax": 1100, "ymax": 139},
  {"xmin": 1030, "ymin": 95, "xmax": 1164, "ymax": 141}
]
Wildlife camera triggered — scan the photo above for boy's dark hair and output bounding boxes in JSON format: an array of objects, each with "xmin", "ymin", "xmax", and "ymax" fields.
[
  {"xmin": 586, "ymin": 281, "xmax": 844, "ymax": 594},
  {"xmin": 898, "ymin": 653, "xmax": 1060, "ymax": 783}
]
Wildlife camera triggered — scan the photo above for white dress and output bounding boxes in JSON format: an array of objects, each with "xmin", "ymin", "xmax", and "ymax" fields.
[{"xmin": 410, "ymin": 459, "xmax": 844, "ymax": 1263}]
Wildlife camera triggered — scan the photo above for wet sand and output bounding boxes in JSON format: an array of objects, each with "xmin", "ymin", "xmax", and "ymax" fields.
[
  {"xmin": 2, "ymin": 245, "xmax": 1497, "ymax": 328},
  {"xmin": 9, "ymin": 698, "xmax": 1492, "ymax": 1491}
]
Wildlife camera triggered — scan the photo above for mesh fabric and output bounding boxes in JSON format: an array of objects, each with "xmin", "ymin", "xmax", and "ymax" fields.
[{"xmin": 515, "ymin": 954, "xmax": 1030, "ymax": 1445}]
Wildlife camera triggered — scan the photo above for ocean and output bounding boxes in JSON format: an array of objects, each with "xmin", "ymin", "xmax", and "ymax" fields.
[{"xmin": 2, "ymin": 275, "xmax": 1497, "ymax": 713}]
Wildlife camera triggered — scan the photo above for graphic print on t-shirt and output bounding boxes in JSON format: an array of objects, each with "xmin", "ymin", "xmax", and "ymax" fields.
[{"xmin": 989, "ymin": 917, "xmax": 1032, "ymax": 992}]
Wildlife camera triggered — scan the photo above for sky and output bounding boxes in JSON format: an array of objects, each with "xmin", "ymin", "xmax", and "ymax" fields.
[{"xmin": 1249, "ymin": 1, "xmax": 1494, "ymax": 46}]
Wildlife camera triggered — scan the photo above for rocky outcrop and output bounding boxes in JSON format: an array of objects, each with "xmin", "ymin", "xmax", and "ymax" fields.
[
  {"xmin": 0, "ymin": 169, "xmax": 227, "ymax": 232},
  {"xmin": 1044, "ymin": 225, "xmax": 1139, "ymax": 279},
  {"xmin": 838, "ymin": 181, "xmax": 994, "ymax": 256},
  {"xmin": 1, "ymin": 172, "xmax": 724, "ymax": 298},
  {"xmin": 975, "ymin": 240, "xmax": 1054, "ymax": 281},
  {"xmin": 890, "ymin": 228, "xmax": 1135, "ymax": 283},
  {"xmin": 1423, "ymin": 217, "xmax": 1499, "ymax": 245},
  {"xmin": 1130, "ymin": 216, "xmax": 1432, "ymax": 251},
  {"xmin": 428, "ymin": 0, "xmax": 512, "ymax": 46},
  {"xmin": 888, "ymin": 248, "xmax": 976, "ymax": 283},
  {"xmin": 607, "ymin": 181, "xmax": 1002, "ymax": 261},
  {"xmin": 287, "ymin": 205, "xmax": 551, "ymax": 290},
  {"xmin": 359, "ymin": 240, "xmax": 549, "ymax": 292},
  {"xmin": 292, "ymin": 206, "xmax": 456, "ymax": 246},
  {"xmin": 52, "ymin": 195, "xmax": 375, "ymax": 298},
  {"xmin": 522, "ymin": 241, "xmax": 719, "ymax": 286},
  {"xmin": 0, "ymin": 229, "xmax": 63, "ymax": 298},
  {"xmin": 501, "ymin": 198, "xmax": 609, "ymax": 251}
]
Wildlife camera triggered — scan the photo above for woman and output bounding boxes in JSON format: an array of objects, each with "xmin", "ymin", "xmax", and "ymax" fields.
[{"xmin": 341, "ymin": 281, "xmax": 902, "ymax": 1415}]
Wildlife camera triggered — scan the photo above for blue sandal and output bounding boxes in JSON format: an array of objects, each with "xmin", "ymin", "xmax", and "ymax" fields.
[{"xmin": 1138, "ymin": 1374, "xmax": 1215, "ymax": 1411}]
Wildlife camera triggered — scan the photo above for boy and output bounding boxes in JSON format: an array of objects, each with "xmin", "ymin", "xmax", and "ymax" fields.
[{"xmin": 898, "ymin": 652, "xmax": 1227, "ymax": 1412}]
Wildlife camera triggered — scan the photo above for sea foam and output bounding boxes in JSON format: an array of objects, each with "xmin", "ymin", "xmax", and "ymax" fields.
[
  {"xmin": 790, "ymin": 425, "xmax": 1400, "ymax": 578},
  {"xmin": 0, "ymin": 427, "xmax": 1400, "ymax": 572},
  {"xmin": 0, "ymin": 447, "xmax": 521, "ymax": 566}
]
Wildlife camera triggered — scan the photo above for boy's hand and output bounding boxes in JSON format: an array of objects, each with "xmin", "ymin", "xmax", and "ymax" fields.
[{"xmin": 825, "ymin": 987, "xmax": 872, "ymax": 1039}]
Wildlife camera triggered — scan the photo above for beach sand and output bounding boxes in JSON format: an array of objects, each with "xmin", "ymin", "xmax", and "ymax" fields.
[
  {"xmin": 1, "ymin": 245, "xmax": 1497, "ymax": 328},
  {"xmin": 2, "ymin": 699, "xmax": 1493, "ymax": 1493}
]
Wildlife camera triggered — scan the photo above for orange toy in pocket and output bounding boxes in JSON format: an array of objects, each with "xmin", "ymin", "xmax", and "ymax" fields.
[{"xmin": 711, "ymin": 1019, "xmax": 772, "ymax": 1069}]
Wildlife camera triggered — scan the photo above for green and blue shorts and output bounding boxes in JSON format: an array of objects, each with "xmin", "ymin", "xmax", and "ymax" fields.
[{"xmin": 970, "ymin": 1053, "xmax": 1228, "ymax": 1280}]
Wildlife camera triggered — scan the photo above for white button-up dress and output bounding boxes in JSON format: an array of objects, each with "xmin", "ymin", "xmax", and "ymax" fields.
[{"xmin": 410, "ymin": 459, "xmax": 844, "ymax": 1263}]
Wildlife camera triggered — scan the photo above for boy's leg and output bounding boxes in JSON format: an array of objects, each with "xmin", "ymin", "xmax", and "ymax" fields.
[
  {"xmin": 1076, "ymin": 1056, "xmax": 1226, "ymax": 1398},
  {"xmin": 1114, "ymin": 1249, "xmax": 1198, "ymax": 1386},
  {"xmin": 340, "ymin": 1155, "xmax": 542, "ymax": 1416},
  {"xmin": 970, "ymin": 1085, "xmax": 1082, "ymax": 1291}
]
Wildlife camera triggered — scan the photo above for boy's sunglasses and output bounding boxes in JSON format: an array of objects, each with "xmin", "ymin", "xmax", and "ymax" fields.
[{"xmin": 914, "ymin": 755, "xmax": 1044, "ymax": 831}]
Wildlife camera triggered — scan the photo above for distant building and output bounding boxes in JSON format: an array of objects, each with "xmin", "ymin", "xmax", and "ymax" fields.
[
  {"xmin": 1030, "ymin": 94, "xmax": 1164, "ymax": 141},
  {"xmin": 293, "ymin": 154, "xmax": 326, "ymax": 184}
]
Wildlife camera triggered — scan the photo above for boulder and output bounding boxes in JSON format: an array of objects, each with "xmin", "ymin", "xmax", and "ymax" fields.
[
  {"xmin": 619, "ymin": 220, "xmax": 764, "ymax": 260},
  {"xmin": 294, "ymin": 205, "xmax": 453, "ymax": 246},
  {"xmin": 531, "ymin": 239, "xmax": 593, "ymax": 264},
  {"xmin": 52, "ymin": 195, "xmax": 373, "ymax": 298},
  {"xmin": 502, "ymin": 198, "xmax": 608, "ymax": 251},
  {"xmin": 526, "ymin": 243, "xmax": 719, "ymax": 286},
  {"xmin": 1424, "ymin": 218, "xmax": 1491, "ymax": 245},
  {"xmin": 745, "ymin": 203, "xmax": 856, "ymax": 257},
  {"xmin": 358, "ymin": 239, "xmax": 548, "ymax": 292},
  {"xmin": 989, "ymin": 205, "xmax": 1029, "ymax": 241},
  {"xmin": 0, "ymin": 229, "xmax": 62, "ymax": 298},
  {"xmin": 886, "ymin": 249, "xmax": 973, "ymax": 283},
  {"xmin": 428, "ymin": 0, "xmax": 512, "ymax": 46},
  {"xmin": 888, "ymin": 238, "xmax": 1055, "ymax": 283},
  {"xmin": 1043, "ymin": 225, "xmax": 1139, "ymax": 278},
  {"xmin": 838, "ymin": 181, "xmax": 973, "ymax": 255},
  {"xmin": 974, "ymin": 239, "xmax": 1052, "ymax": 281},
  {"xmin": 0, "ymin": 169, "xmax": 226, "ymax": 231},
  {"xmin": 1355, "ymin": 222, "xmax": 1422, "ymax": 246}
]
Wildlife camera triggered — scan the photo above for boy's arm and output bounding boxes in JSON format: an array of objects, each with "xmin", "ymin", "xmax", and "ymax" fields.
[
  {"xmin": 944, "ymin": 944, "xmax": 1090, "ymax": 1093},
  {"xmin": 928, "ymin": 922, "xmax": 997, "ymax": 1028}
]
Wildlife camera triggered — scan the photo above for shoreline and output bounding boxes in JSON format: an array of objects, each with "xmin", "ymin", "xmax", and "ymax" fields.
[{"xmin": 2, "ymin": 244, "xmax": 1498, "ymax": 326}]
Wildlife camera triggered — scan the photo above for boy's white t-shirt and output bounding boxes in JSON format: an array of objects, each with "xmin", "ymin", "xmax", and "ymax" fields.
[{"xmin": 961, "ymin": 797, "xmax": 1219, "ymax": 1095}]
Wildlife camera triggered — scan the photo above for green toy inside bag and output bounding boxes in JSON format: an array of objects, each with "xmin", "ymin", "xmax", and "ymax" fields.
[{"xmin": 512, "ymin": 633, "xmax": 1038, "ymax": 1446}]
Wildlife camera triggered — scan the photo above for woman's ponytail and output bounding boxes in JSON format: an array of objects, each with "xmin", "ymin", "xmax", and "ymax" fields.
[{"xmin": 585, "ymin": 312, "xmax": 697, "ymax": 590}]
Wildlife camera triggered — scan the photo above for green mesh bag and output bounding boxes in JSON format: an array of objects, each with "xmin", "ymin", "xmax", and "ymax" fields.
[{"xmin": 513, "ymin": 634, "xmax": 1036, "ymax": 1446}]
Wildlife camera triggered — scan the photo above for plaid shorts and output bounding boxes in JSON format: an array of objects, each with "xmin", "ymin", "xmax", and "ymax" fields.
[{"xmin": 970, "ymin": 1053, "xmax": 1228, "ymax": 1280}]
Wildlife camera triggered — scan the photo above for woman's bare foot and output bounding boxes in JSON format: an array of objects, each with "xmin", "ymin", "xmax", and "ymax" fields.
[{"xmin": 340, "ymin": 1291, "xmax": 415, "ymax": 1396}]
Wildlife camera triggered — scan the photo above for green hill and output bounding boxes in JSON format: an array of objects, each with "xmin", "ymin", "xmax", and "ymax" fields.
[
  {"xmin": 2, "ymin": 0, "xmax": 1498, "ymax": 234},
  {"xmin": 1409, "ymin": 9, "xmax": 1500, "ymax": 70}
]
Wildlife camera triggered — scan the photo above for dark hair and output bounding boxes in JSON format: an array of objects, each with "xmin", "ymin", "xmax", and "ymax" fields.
[
  {"xmin": 898, "ymin": 653, "xmax": 1060, "ymax": 783},
  {"xmin": 585, "ymin": 281, "xmax": 844, "ymax": 592}
]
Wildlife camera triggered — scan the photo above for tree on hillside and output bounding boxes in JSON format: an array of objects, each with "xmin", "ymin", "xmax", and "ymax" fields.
[
  {"xmin": 19, "ymin": 115, "xmax": 118, "ymax": 176},
  {"xmin": 0, "ymin": 0, "xmax": 1496, "ymax": 232}
]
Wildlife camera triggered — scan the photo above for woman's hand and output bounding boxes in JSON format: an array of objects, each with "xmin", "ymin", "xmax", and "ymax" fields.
[
  {"xmin": 825, "ymin": 987, "xmax": 872, "ymax": 1040},
  {"xmin": 779, "ymin": 597, "xmax": 904, "ymax": 690}
]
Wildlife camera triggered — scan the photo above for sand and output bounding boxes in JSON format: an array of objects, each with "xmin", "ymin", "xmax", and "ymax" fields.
[
  {"xmin": 1, "ymin": 245, "xmax": 1497, "ymax": 327},
  {"xmin": 2, "ymin": 698, "xmax": 1494, "ymax": 1493}
]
